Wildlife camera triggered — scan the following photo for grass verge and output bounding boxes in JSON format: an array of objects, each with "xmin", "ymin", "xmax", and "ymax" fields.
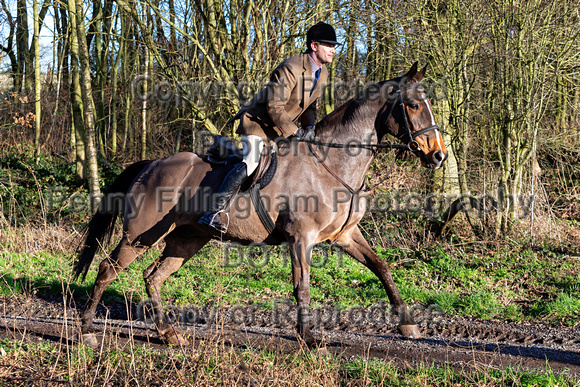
[
  {"xmin": 0, "ymin": 225, "xmax": 578, "ymax": 326},
  {"xmin": 0, "ymin": 336, "xmax": 577, "ymax": 386}
]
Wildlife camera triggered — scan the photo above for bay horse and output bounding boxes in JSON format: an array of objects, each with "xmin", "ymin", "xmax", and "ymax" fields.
[{"xmin": 74, "ymin": 62, "xmax": 447, "ymax": 346}]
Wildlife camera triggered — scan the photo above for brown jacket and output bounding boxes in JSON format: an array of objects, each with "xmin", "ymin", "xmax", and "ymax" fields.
[{"xmin": 232, "ymin": 52, "xmax": 328, "ymax": 140}]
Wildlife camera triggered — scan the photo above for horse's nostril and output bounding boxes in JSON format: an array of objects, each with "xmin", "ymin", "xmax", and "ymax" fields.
[{"xmin": 433, "ymin": 150, "xmax": 444, "ymax": 162}]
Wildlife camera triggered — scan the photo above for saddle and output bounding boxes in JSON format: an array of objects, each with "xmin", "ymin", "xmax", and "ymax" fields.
[
  {"xmin": 204, "ymin": 135, "xmax": 278, "ymax": 233},
  {"xmin": 205, "ymin": 135, "xmax": 277, "ymax": 190}
]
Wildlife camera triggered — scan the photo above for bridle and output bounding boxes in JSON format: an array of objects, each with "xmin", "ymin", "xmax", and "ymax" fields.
[{"xmin": 385, "ymin": 84, "xmax": 441, "ymax": 153}]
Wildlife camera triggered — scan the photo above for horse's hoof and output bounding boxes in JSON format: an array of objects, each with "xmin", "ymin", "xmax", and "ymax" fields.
[
  {"xmin": 297, "ymin": 331, "xmax": 316, "ymax": 348},
  {"xmin": 399, "ymin": 324, "xmax": 422, "ymax": 339},
  {"xmin": 160, "ymin": 327, "xmax": 188, "ymax": 346},
  {"xmin": 81, "ymin": 333, "xmax": 100, "ymax": 347}
]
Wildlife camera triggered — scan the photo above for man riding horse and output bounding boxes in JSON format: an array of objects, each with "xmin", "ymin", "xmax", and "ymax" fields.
[{"xmin": 198, "ymin": 22, "xmax": 340, "ymax": 232}]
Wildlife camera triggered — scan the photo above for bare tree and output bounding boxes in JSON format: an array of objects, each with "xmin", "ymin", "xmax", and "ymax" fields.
[
  {"xmin": 73, "ymin": 0, "xmax": 101, "ymax": 208},
  {"xmin": 33, "ymin": 0, "xmax": 41, "ymax": 160}
]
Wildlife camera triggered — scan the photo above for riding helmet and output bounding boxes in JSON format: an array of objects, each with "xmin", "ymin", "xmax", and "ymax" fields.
[{"xmin": 306, "ymin": 22, "xmax": 340, "ymax": 46}]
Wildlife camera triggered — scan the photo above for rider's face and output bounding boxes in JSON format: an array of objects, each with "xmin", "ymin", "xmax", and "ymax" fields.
[{"xmin": 311, "ymin": 42, "xmax": 336, "ymax": 66}]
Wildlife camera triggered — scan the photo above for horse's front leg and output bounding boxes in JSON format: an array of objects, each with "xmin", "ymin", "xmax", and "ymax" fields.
[
  {"xmin": 336, "ymin": 226, "xmax": 421, "ymax": 339},
  {"xmin": 288, "ymin": 238, "xmax": 316, "ymax": 346}
]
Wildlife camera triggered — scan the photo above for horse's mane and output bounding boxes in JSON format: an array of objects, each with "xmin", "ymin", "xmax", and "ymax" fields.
[{"xmin": 315, "ymin": 78, "xmax": 401, "ymax": 139}]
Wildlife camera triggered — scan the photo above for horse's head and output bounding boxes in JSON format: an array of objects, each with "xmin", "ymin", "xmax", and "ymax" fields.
[{"xmin": 380, "ymin": 62, "xmax": 448, "ymax": 169}]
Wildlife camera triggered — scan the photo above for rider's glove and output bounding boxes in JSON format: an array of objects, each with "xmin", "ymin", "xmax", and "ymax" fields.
[{"xmin": 294, "ymin": 126, "xmax": 315, "ymax": 142}]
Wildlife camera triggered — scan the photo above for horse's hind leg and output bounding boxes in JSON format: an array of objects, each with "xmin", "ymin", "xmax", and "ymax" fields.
[
  {"xmin": 337, "ymin": 226, "xmax": 421, "ymax": 339},
  {"xmin": 142, "ymin": 231, "xmax": 210, "ymax": 345},
  {"xmin": 80, "ymin": 236, "xmax": 146, "ymax": 341}
]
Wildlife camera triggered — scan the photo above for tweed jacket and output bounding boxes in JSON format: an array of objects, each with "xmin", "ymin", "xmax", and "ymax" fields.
[{"xmin": 231, "ymin": 52, "xmax": 328, "ymax": 140}]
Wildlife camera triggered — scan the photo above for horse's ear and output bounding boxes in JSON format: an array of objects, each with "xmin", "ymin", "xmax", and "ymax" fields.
[
  {"xmin": 405, "ymin": 62, "xmax": 419, "ymax": 79},
  {"xmin": 414, "ymin": 64, "xmax": 427, "ymax": 82}
]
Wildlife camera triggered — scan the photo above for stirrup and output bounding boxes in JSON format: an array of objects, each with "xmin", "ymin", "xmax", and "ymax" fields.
[
  {"xmin": 212, "ymin": 210, "xmax": 230, "ymax": 233},
  {"xmin": 200, "ymin": 210, "xmax": 229, "ymax": 233}
]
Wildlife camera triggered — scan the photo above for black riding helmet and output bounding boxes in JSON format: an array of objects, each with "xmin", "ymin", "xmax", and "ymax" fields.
[{"xmin": 306, "ymin": 22, "xmax": 340, "ymax": 47}]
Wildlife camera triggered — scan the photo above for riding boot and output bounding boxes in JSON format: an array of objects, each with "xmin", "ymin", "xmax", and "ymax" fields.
[{"xmin": 198, "ymin": 162, "xmax": 248, "ymax": 232}]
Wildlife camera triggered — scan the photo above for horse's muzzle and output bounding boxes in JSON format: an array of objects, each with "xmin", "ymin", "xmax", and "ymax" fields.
[{"xmin": 426, "ymin": 149, "xmax": 448, "ymax": 169}]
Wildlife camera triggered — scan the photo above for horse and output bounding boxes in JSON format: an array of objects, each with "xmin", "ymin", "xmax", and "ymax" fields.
[{"xmin": 73, "ymin": 62, "xmax": 448, "ymax": 347}]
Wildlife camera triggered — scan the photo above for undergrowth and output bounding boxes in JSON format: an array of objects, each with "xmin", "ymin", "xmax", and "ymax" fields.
[
  {"xmin": 0, "ymin": 146, "xmax": 123, "ymax": 226},
  {"xmin": 0, "ymin": 336, "xmax": 577, "ymax": 386}
]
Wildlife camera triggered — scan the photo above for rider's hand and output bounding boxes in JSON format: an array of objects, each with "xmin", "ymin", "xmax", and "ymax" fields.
[{"xmin": 294, "ymin": 126, "xmax": 315, "ymax": 141}]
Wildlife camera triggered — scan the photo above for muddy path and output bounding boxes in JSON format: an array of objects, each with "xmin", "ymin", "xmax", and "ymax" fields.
[{"xmin": 0, "ymin": 294, "xmax": 578, "ymax": 375}]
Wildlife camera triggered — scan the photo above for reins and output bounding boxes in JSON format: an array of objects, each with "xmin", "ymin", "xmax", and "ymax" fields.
[
  {"xmin": 308, "ymin": 142, "xmax": 365, "ymax": 243},
  {"xmin": 307, "ymin": 142, "xmax": 361, "ymax": 195},
  {"xmin": 301, "ymin": 139, "xmax": 412, "ymax": 151}
]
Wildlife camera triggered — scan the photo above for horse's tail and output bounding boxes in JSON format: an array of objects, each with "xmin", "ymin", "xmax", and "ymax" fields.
[{"xmin": 73, "ymin": 160, "xmax": 152, "ymax": 281}]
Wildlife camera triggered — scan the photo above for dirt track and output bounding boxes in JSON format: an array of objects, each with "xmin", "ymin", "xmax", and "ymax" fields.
[{"xmin": 1, "ymin": 294, "xmax": 579, "ymax": 375}]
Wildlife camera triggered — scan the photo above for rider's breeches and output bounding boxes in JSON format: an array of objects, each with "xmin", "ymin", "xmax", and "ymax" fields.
[{"xmin": 241, "ymin": 135, "xmax": 264, "ymax": 175}]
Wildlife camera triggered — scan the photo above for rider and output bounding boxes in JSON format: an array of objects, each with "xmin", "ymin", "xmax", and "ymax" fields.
[{"xmin": 198, "ymin": 22, "xmax": 340, "ymax": 232}]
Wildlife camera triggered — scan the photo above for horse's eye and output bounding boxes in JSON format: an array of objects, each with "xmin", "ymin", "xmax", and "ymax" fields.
[{"xmin": 408, "ymin": 103, "xmax": 420, "ymax": 110}]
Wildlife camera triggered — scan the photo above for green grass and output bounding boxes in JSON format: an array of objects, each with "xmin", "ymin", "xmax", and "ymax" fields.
[
  {"xmin": 0, "ymin": 235, "xmax": 579, "ymax": 326},
  {"xmin": 341, "ymin": 356, "xmax": 578, "ymax": 386},
  {"xmin": 382, "ymin": 245, "xmax": 580, "ymax": 325},
  {"xmin": 0, "ymin": 242, "xmax": 385, "ymax": 309}
]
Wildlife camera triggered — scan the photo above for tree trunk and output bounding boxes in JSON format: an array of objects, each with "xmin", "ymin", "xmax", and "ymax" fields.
[
  {"xmin": 141, "ymin": 43, "xmax": 150, "ymax": 160},
  {"xmin": 74, "ymin": 0, "xmax": 101, "ymax": 209},
  {"xmin": 67, "ymin": 0, "xmax": 86, "ymax": 181},
  {"xmin": 33, "ymin": 0, "xmax": 42, "ymax": 161},
  {"xmin": 323, "ymin": 0, "xmax": 336, "ymax": 115},
  {"xmin": 92, "ymin": 0, "xmax": 107, "ymax": 158},
  {"xmin": 111, "ymin": 11, "xmax": 124, "ymax": 156},
  {"xmin": 16, "ymin": 0, "xmax": 31, "ymax": 92},
  {"xmin": 0, "ymin": 0, "xmax": 18, "ymax": 90}
]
